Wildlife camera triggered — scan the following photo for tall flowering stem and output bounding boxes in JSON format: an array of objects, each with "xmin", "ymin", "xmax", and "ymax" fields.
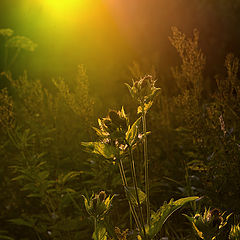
[{"xmin": 125, "ymin": 75, "xmax": 160, "ymax": 229}]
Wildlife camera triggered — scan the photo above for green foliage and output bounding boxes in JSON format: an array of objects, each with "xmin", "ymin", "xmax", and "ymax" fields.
[
  {"xmin": 229, "ymin": 224, "xmax": 240, "ymax": 240},
  {"xmin": 0, "ymin": 28, "xmax": 37, "ymax": 71},
  {"xmin": 125, "ymin": 187, "xmax": 146, "ymax": 207},
  {"xmin": 0, "ymin": 28, "xmax": 14, "ymax": 37},
  {"xmin": 82, "ymin": 141, "xmax": 118, "ymax": 160},
  {"xmin": 92, "ymin": 222, "xmax": 107, "ymax": 240},
  {"xmin": 146, "ymin": 197, "xmax": 199, "ymax": 239},
  {"xmin": 185, "ymin": 208, "xmax": 232, "ymax": 240},
  {"xmin": 0, "ymin": 230, "xmax": 14, "ymax": 240},
  {"xmin": 82, "ymin": 72, "xmax": 198, "ymax": 239},
  {"xmin": 83, "ymin": 191, "xmax": 115, "ymax": 219},
  {"xmin": 1, "ymin": 25, "xmax": 240, "ymax": 240},
  {"xmin": 126, "ymin": 117, "xmax": 141, "ymax": 147},
  {"xmin": 81, "ymin": 107, "xmax": 141, "ymax": 162},
  {"xmin": 0, "ymin": 63, "xmax": 93, "ymax": 239},
  {"xmin": 5, "ymin": 35, "xmax": 37, "ymax": 52}
]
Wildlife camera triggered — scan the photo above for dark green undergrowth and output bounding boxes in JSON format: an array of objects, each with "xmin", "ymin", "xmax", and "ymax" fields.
[{"xmin": 0, "ymin": 27, "xmax": 240, "ymax": 240}]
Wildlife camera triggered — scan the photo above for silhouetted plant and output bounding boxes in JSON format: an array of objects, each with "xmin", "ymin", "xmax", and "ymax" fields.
[
  {"xmin": 185, "ymin": 208, "xmax": 232, "ymax": 240},
  {"xmin": 0, "ymin": 28, "xmax": 37, "ymax": 70},
  {"xmin": 82, "ymin": 75, "xmax": 198, "ymax": 239}
]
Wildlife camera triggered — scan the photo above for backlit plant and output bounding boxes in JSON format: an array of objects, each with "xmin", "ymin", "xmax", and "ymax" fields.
[
  {"xmin": 185, "ymin": 208, "xmax": 232, "ymax": 240},
  {"xmin": 82, "ymin": 75, "xmax": 199, "ymax": 239},
  {"xmin": 83, "ymin": 191, "xmax": 115, "ymax": 240}
]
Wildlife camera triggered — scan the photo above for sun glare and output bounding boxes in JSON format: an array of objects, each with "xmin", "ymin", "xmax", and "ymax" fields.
[{"xmin": 42, "ymin": 0, "xmax": 91, "ymax": 20}]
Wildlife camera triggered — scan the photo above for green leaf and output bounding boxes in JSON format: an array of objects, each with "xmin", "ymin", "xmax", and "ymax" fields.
[
  {"xmin": 124, "ymin": 83, "xmax": 135, "ymax": 99},
  {"xmin": 62, "ymin": 171, "xmax": 82, "ymax": 184},
  {"xmin": 81, "ymin": 142, "xmax": 118, "ymax": 159},
  {"xmin": 93, "ymin": 222, "xmax": 107, "ymax": 240},
  {"xmin": 63, "ymin": 188, "xmax": 76, "ymax": 193},
  {"xmin": 27, "ymin": 193, "xmax": 41, "ymax": 198},
  {"xmin": 147, "ymin": 196, "xmax": 199, "ymax": 238},
  {"xmin": 38, "ymin": 170, "xmax": 49, "ymax": 180},
  {"xmin": 36, "ymin": 160, "xmax": 47, "ymax": 168},
  {"xmin": 187, "ymin": 160, "xmax": 208, "ymax": 171},
  {"xmin": 9, "ymin": 218, "xmax": 35, "ymax": 228},
  {"xmin": 0, "ymin": 235, "xmax": 14, "ymax": 240},
  {"xmin": 12, "ymin": 175, "xmax": 25, "ymax": 181},
  {"xmin": 92, "ymin": 127, "xmax": 107, "ymax": 137},
  {"xmin": 0, "ymin": 231, "xmax": 14, "ymax": 240},
  {"xmin": 125, "ymin": 186, "xmax": 146, "ymax": 206},
  {"xmin": 126, "ymin": 117, "xmax": 141, "ymax": 146},
  {"xmin": 21, "ymin": 183, "xmax": 37, "ymax": 192}
]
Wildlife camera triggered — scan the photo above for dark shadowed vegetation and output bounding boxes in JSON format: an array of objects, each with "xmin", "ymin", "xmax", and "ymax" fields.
[{"xmin": 1, "ymin": 1, "xmax": 240, "ymax": 239}]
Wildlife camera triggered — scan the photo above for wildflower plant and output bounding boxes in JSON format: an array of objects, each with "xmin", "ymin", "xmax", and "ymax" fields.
[
  {"xmin": 82, "ymin": 75, "xmax": 199, "ymax": 239},
  {"xmin": 0, "ymin": 28, "xmax": 37, "ymax": 70},
  {"xmin": 126, "ymin": 75, "xmax": 161, "ymax": 228},
  {"xmin": 5, "ymin": 35, "xmax": 37, "ymax": 52},
  {"xmin": 185, "ymin": 208, "xmax": 232, "ymax": 240},
  {"xmin": 83, "ymin": 191, "xmax": 114, "ymax": 220},
  {"xmin": 83, "ymin": 191, "xmax": 115, "ymax": 240}
]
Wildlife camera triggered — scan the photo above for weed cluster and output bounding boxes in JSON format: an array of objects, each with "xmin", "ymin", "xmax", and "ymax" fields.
[{"xmin": 0, "ymin": 27, "xmax": 240, "ymax": 240}]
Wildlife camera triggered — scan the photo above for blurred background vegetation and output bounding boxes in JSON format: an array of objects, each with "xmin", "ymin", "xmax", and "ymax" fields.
[{"xmin": 1, "ymin": 0, "xmax": 240, "ymax": 239}]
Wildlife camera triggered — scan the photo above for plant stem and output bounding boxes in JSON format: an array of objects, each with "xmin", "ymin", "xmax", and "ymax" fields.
[
  {"xmin": 94, "ymin": 217, "xmax": 98, "ymax": 240},
  {"xmin": 142, "ymin": 105, "xmax": 150, "ymax": 226},
  {"xmin": 35, "ymin": 231, "xmax": 42, "ymax": 240},
  {"xmin": 118, "ymin": 159, "xmax": 142, "ymax": 231},
  {"xmin": 128, "ymin": 146, "xmax": 146, "ymax": 239}
]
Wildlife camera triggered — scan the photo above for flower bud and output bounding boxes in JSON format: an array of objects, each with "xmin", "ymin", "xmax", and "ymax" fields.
[
  {"xmin": 83, "ymin": 192, "xmax": 115, "ymax": 219},
  {"xmin": 187, "ymin": 208, "xmax": 231, "ymax": 239}
]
